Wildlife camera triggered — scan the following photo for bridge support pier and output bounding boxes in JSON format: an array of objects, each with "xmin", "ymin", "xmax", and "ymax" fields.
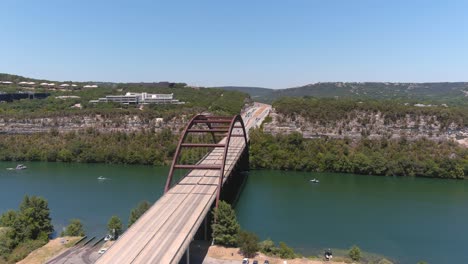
[
  {"xmin": 218, "ymin": 146, "xmax": 249, "ymax": 207},
  {"xmin": 204, "ymin": 216, "xmax": 208, "ymax": 240}
]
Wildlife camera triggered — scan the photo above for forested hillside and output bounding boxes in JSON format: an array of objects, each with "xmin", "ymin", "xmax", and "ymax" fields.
[
  {"xmin": 0, "ymin": 74, "xmax": 248, "ymax": 119},
  {"xmin": 262, "ymin": 97, "xmax": 468, "ymax": 145},
  {"xmin": 255, "ymin": 96, "xmax": 468, "ymax": 179},
  {"xmin": 216, "ymin": 82, "xmax": 468, "ymax": 105},
  {"xmin": 273, "ymin": 97, "xmax": 467, "ymax": 128}
]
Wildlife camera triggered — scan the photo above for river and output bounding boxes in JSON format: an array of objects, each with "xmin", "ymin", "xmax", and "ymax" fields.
[{"xmin": 0, "ymin": 162, "xmax": 466, "ymax": 264}]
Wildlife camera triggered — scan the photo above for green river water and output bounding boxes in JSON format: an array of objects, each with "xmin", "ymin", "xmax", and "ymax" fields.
[{"xmin": 0, "ymin": 162, "xmax": 466, "ymax": 264}]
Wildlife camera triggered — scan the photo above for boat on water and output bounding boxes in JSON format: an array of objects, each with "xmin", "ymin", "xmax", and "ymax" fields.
[
  {"xmin": 15, "ymin": 164, "xmax": 27, "ymax": 170},
  {"xmin": 97, "ymin": 176, "xmax": 107, "ymax": 180},
  {"xmin": 310, "ymin": 178, "xmax": 319, "ymax": 183}
]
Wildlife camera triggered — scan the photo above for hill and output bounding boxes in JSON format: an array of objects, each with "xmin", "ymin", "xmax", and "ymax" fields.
[
  {"xmin": 215, "ymin": 86, "xmax": 273, "ymax": 100},
  {"xmin": 0, "ymin": 73, "xmax": 248, "ymax": 119},
  {"xmin": 215, "ymin": 82, "xmax": 468, "ymax": 105},
  {"xmin": 0, "ymin": 73, "xmax": 50, "ymax": 83}
]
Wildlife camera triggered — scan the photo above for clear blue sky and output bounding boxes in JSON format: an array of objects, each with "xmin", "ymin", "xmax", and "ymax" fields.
[{"xmin": 1, "ymin": 0, "xmax": 467, "ymax": 88}]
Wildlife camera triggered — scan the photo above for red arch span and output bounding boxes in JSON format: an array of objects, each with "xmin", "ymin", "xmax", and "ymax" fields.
[{"xmin": 164, "ymin": 114, "xmax": 248, "ymax": 208}]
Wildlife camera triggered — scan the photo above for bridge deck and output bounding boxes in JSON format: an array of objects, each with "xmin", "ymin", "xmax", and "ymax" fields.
[
  {"xmin": 96, "ymin": 103, "xmax": 271, "ymax": 264},
  {"xmin": 96, "ymin": 137, "xmax": 245, "ymax": 264}
]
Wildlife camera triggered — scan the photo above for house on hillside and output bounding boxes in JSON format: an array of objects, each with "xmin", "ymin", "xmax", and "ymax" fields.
[{"xmin": 18, "ymin": 81, "xmax": 35, "ymax": 87}]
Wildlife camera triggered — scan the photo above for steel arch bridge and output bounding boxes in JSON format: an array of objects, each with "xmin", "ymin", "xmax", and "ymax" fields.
[
  {"xmin": 164, "ymin": 114, "xmax": 248, "ymax": 208},
  {"xmin": 96, "ymin": 114, "xmax": 252, "ymax": 264}
]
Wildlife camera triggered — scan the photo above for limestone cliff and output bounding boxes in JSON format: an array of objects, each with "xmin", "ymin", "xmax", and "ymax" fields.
[{"xmin": 263, "ymin": 109, "xmax": 467, "ymax": 143}]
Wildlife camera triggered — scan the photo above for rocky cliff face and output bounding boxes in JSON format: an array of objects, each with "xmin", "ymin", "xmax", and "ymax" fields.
[
  {"xmin": 0, "ymin": 115, "xmax": 187, "ymax": 134},
  {"xmin": 263, "ymin": 109, "xmax": 468, "ymax": 143}
]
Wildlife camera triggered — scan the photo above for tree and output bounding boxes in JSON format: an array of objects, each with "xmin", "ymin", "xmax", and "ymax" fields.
[
  {"xmin": 212, "ymin": 201, "xmax": 240, "ymax": 247},
  {"xmin": 349, "ymin": 245, "xmax": 361, "ymax": 261},
  {"xmin": 0, "ymin": 210, "xmax": 18, "ymax": 228},
  {"xmin": 107, "ymin": 216, "xmax": 123, "ymax": 240},
  {"xmin": 128, "ymin": 201, "xmax": 151, "ymax": 227},
  {"xmin": 259, "ymin": 239, "xmax": 275, "ymax": 255},
  {"xmin": 17, "ymin": 195, "xmax": 53, "ymax": 241},
  {"xmin": 237, "ymin": 230, "xmax": 259, "ymax": 258},
  {"xmin": 61, "ymin": 219, "xmax": 85, "ymax": 237},
  {"xmin": 278, "ymin": 242, "xmax": 295, "ymax": 259},
  {"xmin": 0, "ymin": 227, "xmax": 17, "ymax": 257},
  {"xmin": 0, "ymin": 196, "xmax": 53, "ymax": 262}
]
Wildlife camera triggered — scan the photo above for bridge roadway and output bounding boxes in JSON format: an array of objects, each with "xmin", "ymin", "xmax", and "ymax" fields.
[{"xmin": 96, "ymin": 103, "xmax": 271, "ymax": 264}]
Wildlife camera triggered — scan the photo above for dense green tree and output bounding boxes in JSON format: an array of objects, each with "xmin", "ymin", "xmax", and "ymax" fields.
[
  {"xmin": 0, "ymin": 227, "xmax": 17, "ymax": 258},
  {"xmin": 107, "ymin": 216, "xmax": 123, "ymax": 240},
  {"xmin": 16, "ymin": 196, "xmax": 53, "ymax": 241},
  {"xmin": 249, "ymin": 129, "xmax": 467, "ymax": 179},
  {"xmin": 0, "ymin": 211, "xmax": 17, "ymax": 229},
  {"xmin": 0, "ymin": 196, "xmax": 53, "ymax": 262},
  {"xmin": 128, "ymin": 201, "xmax": 151, "ymax": 227},
  {"xmin": 349, "ymin": 245, "xmax": 361, "ymax": 261},
  {"xmin": 211, "ymin": 201, "xmax": 240, "ymax": 247},
  {"xmin": 61, "ymin": 219, "xmax": 85, "ymax": 237},
  {"xmin": 259, "ymin": 239, "xmax": 276, "ymax": 255},
  {"xmin": 277, "ymin": 242, "xmax": 296, "ymax": 259},
  {"xmin": 237, "ymin": 230, "xmax": 259, "ymax": 258}
]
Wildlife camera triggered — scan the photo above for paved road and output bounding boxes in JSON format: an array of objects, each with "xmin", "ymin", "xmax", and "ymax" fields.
[
  {"xmin": 47, "ymin": 243, "xmax": 103, "ymax": 264},
  {"xmin": 96, "ymin": 103, "xmax": 271, "ymax": 264}
]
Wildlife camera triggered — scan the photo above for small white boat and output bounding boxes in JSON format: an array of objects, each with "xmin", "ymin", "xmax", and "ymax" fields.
[
  {"xmin": 310, "ymin": 178, "xmax": 319, "ymax": 183},
  {"xmin": 97, "ymin": 176, "xmax": 107, "ymax": 181},
  {"xmin": 15, "ymin": 164, "xmax": 27, "ymax": 170}
]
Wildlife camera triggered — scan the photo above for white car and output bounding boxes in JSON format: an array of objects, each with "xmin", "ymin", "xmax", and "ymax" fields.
[
  {"xmin": 242, "ymin": 258, "xmax": 249, "ymax": 264},
  {"xmin": 98, "ymin": 248, "xmax": 108, "ymax": 254}
]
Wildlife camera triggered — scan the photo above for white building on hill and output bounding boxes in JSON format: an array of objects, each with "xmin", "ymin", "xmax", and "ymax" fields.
[
  {"xmin": 90, "ymin": 92, "xmax": 185, "ymax": 105},
  {"xmin": 18, "ymin": 81, "xmax": 35, "ymax": 86}
]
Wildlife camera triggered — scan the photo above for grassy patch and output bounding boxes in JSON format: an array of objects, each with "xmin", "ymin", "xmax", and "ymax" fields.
[
  {"xmin": 16, "ymin": 237, "xmax": 81, "ymax": 264},
  {"xmin": 7, "ymin": 240, "xmax": 47, "ymax": 263}
]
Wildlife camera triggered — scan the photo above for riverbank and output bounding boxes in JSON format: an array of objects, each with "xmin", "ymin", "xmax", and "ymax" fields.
[
  {"xmin": 205, "ymin": 246, "xmax": 349, "ymax": 264},
  {"xmin": 1, "ymin": 129, "xmax": 466, "ymax": 180},
  {"xmin": 250, "ymin": 129, "xmax": 467, "ymax": 179}
]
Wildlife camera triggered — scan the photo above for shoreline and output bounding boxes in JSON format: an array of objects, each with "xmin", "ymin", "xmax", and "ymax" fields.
[
  {"xmin": 205, "ymin": 245, "xmax": 354, "ymax": 264},
  {"xmin": 1, "ymin": 160, "xmax": 465, "ymax": 180}
]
